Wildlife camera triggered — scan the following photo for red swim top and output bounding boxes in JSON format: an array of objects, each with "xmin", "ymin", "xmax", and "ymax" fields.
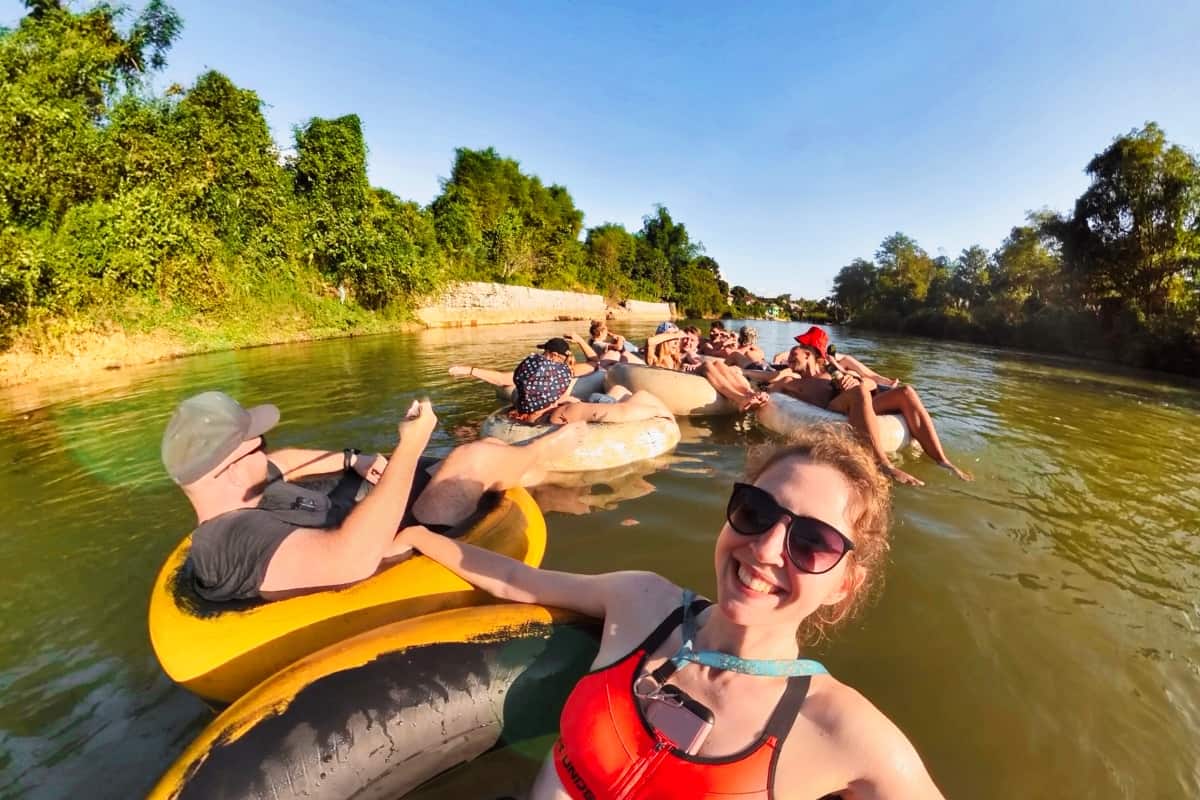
[{"xmin": 553, "ymin": 598, "xmax": 813, "ymax": 800}]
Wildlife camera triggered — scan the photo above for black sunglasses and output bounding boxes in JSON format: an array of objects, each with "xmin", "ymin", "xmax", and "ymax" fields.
[
  {"xmin": 726, "ymin": 482, "xmax": 854, "ymax": 574},
  {"xmin": 215, "ymin": 436, "xmax": 267, "ymax": 478}
]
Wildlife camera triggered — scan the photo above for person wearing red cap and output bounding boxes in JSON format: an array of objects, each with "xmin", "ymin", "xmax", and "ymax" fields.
[{"xmin": 771, "ymin": 328, "xmax": 972, "ymax": 485}]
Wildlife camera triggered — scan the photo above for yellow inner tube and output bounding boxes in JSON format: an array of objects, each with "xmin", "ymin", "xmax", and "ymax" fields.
[{"xmin": 148, "ymin": 486, "xmax": 546, "ymax": 704}]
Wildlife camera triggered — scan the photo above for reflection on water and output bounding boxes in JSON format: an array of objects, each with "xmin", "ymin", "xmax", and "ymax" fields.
[{"xmin": 0, "ymin": 320, "xmax": 1198, "ymax": 798}]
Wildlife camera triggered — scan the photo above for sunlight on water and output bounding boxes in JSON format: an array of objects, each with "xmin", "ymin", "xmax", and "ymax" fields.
[{"xmin": 1, "ymin": 320, "xmax": 1197, "ymax": 798}]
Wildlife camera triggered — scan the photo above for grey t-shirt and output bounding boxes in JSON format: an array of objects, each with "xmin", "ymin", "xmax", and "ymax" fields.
[{"xmin": 187, "ymin": 463, "xmax": 356, "ymax": 602}]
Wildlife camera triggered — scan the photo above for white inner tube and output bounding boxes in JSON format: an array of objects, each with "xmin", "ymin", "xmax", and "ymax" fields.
[
  {"xmin": 603, "ymin": 363, "xmax": 737, "ymax": 416},
  {"xmin": 756, "ymin": 393, "xmax": 913, "ymax": 453},
  {"xmin": 480, "ymin": 408, "xmax": 681, "ymax": 472}
]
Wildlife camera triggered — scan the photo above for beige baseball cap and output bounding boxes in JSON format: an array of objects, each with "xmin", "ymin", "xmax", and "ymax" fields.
[{"xmin": 161, "ymin": 391, "xmax": 279, "ymax": 485}]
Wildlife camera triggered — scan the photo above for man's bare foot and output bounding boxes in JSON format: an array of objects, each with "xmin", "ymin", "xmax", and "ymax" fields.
[
  {"xmin": 886, "ymin": 465, "xmax": 924, "ymax": 486},
  {"xmin": 939, "ymin": 461, "xmax": 974, "ymax": 481},
  {"xmin": 738, "ymin": 392, "xmax": 769, "ymax": 412},
  {"xmin": 448, "ymin": 365, "xmax": 471, "ymax": 377}
]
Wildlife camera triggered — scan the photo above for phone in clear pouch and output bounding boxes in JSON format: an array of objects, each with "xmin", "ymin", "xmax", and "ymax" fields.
[{"xmin": 644, "ymin": 684, "xmax": 715, "ymax": 755}]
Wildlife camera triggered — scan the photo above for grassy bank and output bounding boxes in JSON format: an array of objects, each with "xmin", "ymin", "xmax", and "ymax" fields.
[{"xmin": 0, "ymin": 289, "xmax": 416, "ymax": 388}]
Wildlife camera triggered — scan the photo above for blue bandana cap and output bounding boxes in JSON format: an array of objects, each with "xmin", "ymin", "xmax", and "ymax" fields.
[
  {"xmin": 655, "ymin": 321, "xmax": 679, "ymax": 335},
  {"xmin": 512, "ymin": 354, "xmax": 573, "ymax": 414}
]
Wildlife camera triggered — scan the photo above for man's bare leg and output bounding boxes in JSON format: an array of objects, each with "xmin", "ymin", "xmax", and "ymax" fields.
[
  {"xmin": 700, "ymin": 361, "xmax": 768, "ymax": 411},
  {"xmin": 873, "ymin": 386, "xmax": 972, "ymax": 481},
  {"xmin": 555, "ymin": 389, "xmax": 674, "ymax": 423},
  {"xmin": 828, "ymin": 385, "xmax": 923, "ymax": 487},
  {"xmin": 411, "ymin": 423, "xmax": 589, "ymax": 526}
]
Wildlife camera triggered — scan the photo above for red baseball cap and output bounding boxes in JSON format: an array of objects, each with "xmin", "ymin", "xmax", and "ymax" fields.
[{"xmin": 793, "ymin": 326, "xmax": 830, "ymax": 359}]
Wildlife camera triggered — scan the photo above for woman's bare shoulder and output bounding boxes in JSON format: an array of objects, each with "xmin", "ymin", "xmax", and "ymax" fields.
[
  {"xmin": 588, "ymin": 572, "xmax": 683, "ymax": 664},
  {"xmin": 782, "ymin": 677, "xmax": 944, "ymax": 799}
]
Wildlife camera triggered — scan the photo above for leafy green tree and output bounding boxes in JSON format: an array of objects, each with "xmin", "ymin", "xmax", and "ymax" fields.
[
  {"xmin": 583, "ymin": 223, "xmax": 636, "ymax": 298},
  {"xmin": 1059, "ymin": 122, "xmax": 1200, "ymax": 318},
  {"xmin": 640, "ymin": 205, "xmax": 699, "ymax": 279},
  {"xmin": 925, "ymin": 255, "xmax": 954, "ymax": 311},
  {"xmin": 0, "ymin": 0, "xmax": 181, "ymax": 227},
  {"xmin": 949, "ymin": 245, "xmax": 991, "ymax": 310},
  {"xmin": 631, "ymin": 237, "xmax": 671, "ymax": 299},
  {"xmin": 429, "ymin": 147, "xmax": 584, "ymax": 285},
  {"xmin": 875, "ymin": 232, "xmax": 935, "ymax": 311},
  {"xmin": 831, "ymin": 258, "xmax": 877, "ymax": 319},
  {"xmin": 991, "ymin": 217, "xmax": 1064, "ymax": 322}
]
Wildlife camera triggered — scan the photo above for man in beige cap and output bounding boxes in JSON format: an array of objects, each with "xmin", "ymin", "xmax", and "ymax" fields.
[{"xmin": 162, "ymin": 391, "xmax": 583, "ymax": 601}]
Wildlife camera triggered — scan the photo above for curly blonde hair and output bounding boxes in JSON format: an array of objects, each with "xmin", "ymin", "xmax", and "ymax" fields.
[{"xmin": 743, "ymin": 424, "xmax": 892, "ymax": 645}]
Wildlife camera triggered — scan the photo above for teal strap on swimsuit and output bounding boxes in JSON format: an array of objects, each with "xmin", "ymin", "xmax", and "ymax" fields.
[{"xmin": 665, "ymin": 589, "xmax": 828, "ymax": 678}]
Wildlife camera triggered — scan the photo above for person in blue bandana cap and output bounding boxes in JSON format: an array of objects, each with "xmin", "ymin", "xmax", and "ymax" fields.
[{"xmin": 507, "ymin": 353, "xmax": 673, "ymax": 425}]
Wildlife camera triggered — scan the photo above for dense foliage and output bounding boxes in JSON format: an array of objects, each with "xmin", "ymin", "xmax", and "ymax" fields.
[
  {"xmin": 830, "ymin": 123, "xmax": 1200, "ymax": 375},
  {"xmin": 4, "ymin": 3, "xmax": 1196, "ymax": 378},
  {"xmin": 0, "ymin": 1, "xmax": 732, "ymax": 349}
]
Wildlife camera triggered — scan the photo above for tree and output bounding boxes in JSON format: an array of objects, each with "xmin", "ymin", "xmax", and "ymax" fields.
[
  {"xmin": 1060, "ymin": 122, "xmax": 1200, "ymax": 318},
  {"xmin": 875, "ymin": 232, "xmax": 935, "ymax": 311},
  {"xmin": 429, "ymin": 147, "xmax": 584, "ymax": 284},
  {"xmin": 0, "ymin": 0, "xmax": 182, "ymax": 226},
  {"xmin": 583, "ymin": 223, "xmax": 636, "ymax": 298},
  {"xmin": 831, "ymin": 258, "xmax": 877, "ymax": 319},
  {"xmin": 949, "ymin": 245, "xmax": 992, "ymax": 310},
  {"xmin": 991, "ymin": 218, "xmax": 1063, "ymax": 322}
]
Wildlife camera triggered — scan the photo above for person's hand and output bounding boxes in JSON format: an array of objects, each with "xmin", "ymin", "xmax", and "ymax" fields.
[
  {"xmin": 834, "ymin": 373, "xmax": 861, "ymax": 392},
  {"xmin": 613, "ymin": 334, "xmax": 626, "ymax": 348},
  {"xmin": 397, "ymin": 399, "xmax": 437, "ymax": 444},
  {"xmin": 448, "ymin": 365, "xmax": 471, "ymax": 378},
  {"xmin": 353, "ymin": 453, "xmax": 387, "ymax": 484}
]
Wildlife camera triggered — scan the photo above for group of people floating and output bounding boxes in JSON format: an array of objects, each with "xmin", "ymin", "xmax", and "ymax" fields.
[
  {"xmin": 159, "ymin": 322, "xmax": 958, "ymax": 798},
  {"xmin": 453, "ymin": 320, "xmax": 971, "ymax": 487}
]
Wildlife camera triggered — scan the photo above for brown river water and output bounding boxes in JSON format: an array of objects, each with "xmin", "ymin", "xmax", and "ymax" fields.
[{"xmin": 0, "ymin": 320, "xmax": 1197, "ymax": 799}]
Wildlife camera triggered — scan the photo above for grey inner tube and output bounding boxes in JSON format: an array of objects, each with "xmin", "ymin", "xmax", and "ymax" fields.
[{"xmin": 169, "ymin": 621, "xmax": 601, "ymax": 800}]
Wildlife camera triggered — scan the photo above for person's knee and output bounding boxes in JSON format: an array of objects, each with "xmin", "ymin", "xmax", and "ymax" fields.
[{"xmin": 899, "ymin": 384, "xmax": 921, "ymax": 405}]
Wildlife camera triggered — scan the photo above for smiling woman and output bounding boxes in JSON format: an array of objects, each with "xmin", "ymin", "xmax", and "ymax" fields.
[{"xmin": 393, "ymin": 423, "xmax": 944, "ymax": 799}]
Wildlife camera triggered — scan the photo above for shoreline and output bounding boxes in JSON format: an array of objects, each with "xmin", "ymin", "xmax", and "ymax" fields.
[
  {"xmin": 0, "ymin": 323, "xmax": 422, "ymax": 389},
  {"xmin": 0, "ymin": 283, "xmax": 675, "ymax": 389}
]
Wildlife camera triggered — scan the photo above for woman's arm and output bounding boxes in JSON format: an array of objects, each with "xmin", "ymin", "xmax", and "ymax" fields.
[
  {"xmin": 564, "ymin": 333, "xmax": 600, "ymax": 361},
  {"xmin": 842, "ymin": 696, "xmax": 945, "ymax": 800},
  {"xmin": 448, "ymin": 365, "xmax": 516, "ymax": 388},
  {"xmin": 398, "ymin": 525, "xmax": 648, "ymax": 618},
  {"xmin": 645, "ymin": 330, "xmax": 685, "ymax": 350}
]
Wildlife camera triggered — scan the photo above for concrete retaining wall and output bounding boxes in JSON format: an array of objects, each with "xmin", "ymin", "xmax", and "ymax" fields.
[{"xmin": 414, "ymin": 281, "xmax": 672, "ymax": 327}]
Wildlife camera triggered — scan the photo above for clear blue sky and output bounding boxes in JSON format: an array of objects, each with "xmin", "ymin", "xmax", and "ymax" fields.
[{"xmin": 5, "ymin": 1, "xmax": 1199, "ymax": 299}]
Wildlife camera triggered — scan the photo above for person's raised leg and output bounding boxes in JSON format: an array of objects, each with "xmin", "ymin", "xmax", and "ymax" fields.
[
  {"xmin": 873, "ymin": 386, "xmax": 971, "ymax": 481},
  {"xmin": 412, "ymin": 424, "xmax": 589, "ymax": 526},
  {"xmin": 829, "ymin": 384, "xmax": 923, "ymax": 486},
  {"xmin": 700, "ymin": 361, "xmax": 767, "ymax": 411}
]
